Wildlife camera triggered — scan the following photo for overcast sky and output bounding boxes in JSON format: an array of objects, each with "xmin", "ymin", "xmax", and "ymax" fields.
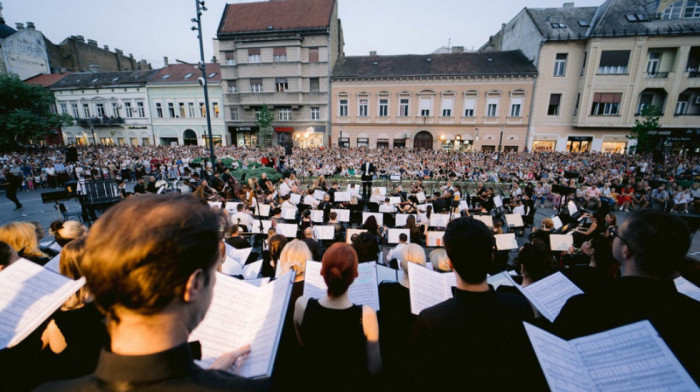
[{"xmin": 2, "ymin": 0, "xmax": 603, "ymax": 67}]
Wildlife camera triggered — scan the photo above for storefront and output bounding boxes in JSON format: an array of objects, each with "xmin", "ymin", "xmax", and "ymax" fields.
[
  {"xmin": 229, "ymin": 126, "xmax": 259, "ymax": 146},
  {"xmin": 648, "ymin": 129, "xmax": 700, "ymax": 156},
  {"xmin": 566, "ymin": 136, "xmax": 593, "ymax": 153},
  {"xmin": 293, "ymin": 126, "xmax": 325, "ymax": 148},
  {"xmin": 392, "ymin": 138, "xmax": 406, "ymax": 149},
  {"xmin": 600, "ymin": 136, "xmax": 627, "ymax": 154},
  {"xmin": 203, "ymin": 135, "xmax": 223, "ymax": 146}
]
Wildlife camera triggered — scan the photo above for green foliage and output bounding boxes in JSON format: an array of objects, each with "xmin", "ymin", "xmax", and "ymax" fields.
[
  {"xmin": 628, "ymin": 105, "xmax": 661, "ymax": 154},
  {"xmin": 219, "ymin": 157, "xmax": 234, "ymax": 168},
  {"xmin": 0, "ymin": 74, "xmax": 73, "ymax": 149},
  {"xmin": 255, "ymin": 104, "xmax": 275, "ymax": 147},
  {"xmin": 231, "ymin": 166, "xmax": 281, "ymax": 183}
]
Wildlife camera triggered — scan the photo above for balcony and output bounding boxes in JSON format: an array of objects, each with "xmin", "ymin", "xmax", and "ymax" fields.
[
  {"xmin": 76, "ymin": 117, "xmax": 125, "ymax": 126},
  {"xmin": 415, "ymin": 116, "xmax": 434, "ymax": 124},
  {"xmin": 645, "ymin": 72, "xmax": 669, "ymax": 79}
]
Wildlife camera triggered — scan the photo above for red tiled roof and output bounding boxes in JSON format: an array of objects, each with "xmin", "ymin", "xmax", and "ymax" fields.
[
  {"xmin": 148, "ymin": 63, "xmax": 221, "ymax": 84},
  {"xmin": 23, "ymin": 73, "xmax": 71, "ymax": 87},
  {"xmin": 218, "ymin": 0, "xmax": 334, "ymax": 35}
]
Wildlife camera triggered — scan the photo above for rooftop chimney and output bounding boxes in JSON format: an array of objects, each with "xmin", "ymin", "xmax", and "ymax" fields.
[
  {"xmin": 75, "ymin": 35, "xmax": 85, "ymax": 42},
  {"xmin": 369, "ymin": 50, "xmax": 377, "ymax": 56},
  {"xmin": 129, "ymin": 53, "xmax": 134, "ymax": 58},
  {"xmin": 103, "ymin": 45, "xmax": 109, "ymax": 50},
  {"xmin": 15, "ymin": 22, "xmax": 24, "ymax": 30},
  {"xmin": 87, "ymin": 39, "xmax": 98, "ymax": 46},
  {"xmin": 563, "ymin": 2, "xmax": 574, "ymax": 7},
  {"xmin": 88, "ymin": 64, "xmax": 100, "ymax": 73},
  {"xmin": 164, "ymin": 56, "xmax": 169, "ymax": 67},
  {"xmin": 26, "ymin": 21, "xmax": 35, "ymax": 29},
  {"xmin": 115, "ymin": 48, "xmax": 123, "ymax": 55}
]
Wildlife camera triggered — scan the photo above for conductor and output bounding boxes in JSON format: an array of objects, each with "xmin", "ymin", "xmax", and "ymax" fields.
[{"xmin": 360, "ymin": 159, "xmax": 376, "ymax": 200}]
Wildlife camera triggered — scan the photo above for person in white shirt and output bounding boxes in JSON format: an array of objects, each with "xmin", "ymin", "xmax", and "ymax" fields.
[
  {"xmin": 279, "ymin": 178, "xmax": 291, "ymax": 198},
  {"xmin": 369, "ymin": 188, "xmax": 384, "ymax": 204},
  {"xmin": 231, "ymin": 204, "xmax": 253, "ymax": 232},
  {"xmin": 281, "ymin": 195, "xmax": 296, "ymax": 210},
  {"xmin": 378, "ymin": 197, "xmax": 396, "ymax": 213},
  {"xmin": 386, "ymin": 233, "xmax": 407, "ymax": 265},
  {"xmin": 303, "ymin": 189, "xmax": 319, "ymax": 208},
  {"xmin": 512, "ymin": 200, "xmax": 526, "ymax": 216}
]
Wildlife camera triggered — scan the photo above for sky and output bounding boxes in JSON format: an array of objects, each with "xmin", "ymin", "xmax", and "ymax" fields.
[{"xmin": 2, "ymin": 0, "xmax": 603, "ymax": 68}]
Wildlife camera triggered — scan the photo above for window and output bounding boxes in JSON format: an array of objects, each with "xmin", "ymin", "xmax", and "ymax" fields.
[
  {"xmin": 357, "ymin": 138, "xmax": 369, "ymax": 147},
  {"xmin": 510, "ymin": 98, "xmax": 522, "ymax": 117},
  {"xmin": 224, "ymin": 52, "xmax": 236, "ymax": 65},
  {"xmin": 685, "ymin": 0, "xmax": 700, "ymax": 18},
  {"xmin": 83, "ymin": 103, "xmax": 91, "ymax": 118},
  {"xmin": 358, "ymin": 98, "xmax": 368, "ymax": 117},
  {"xmin": 248, "ymin": 48, "xmax": 261, "ymax": 63},
  {"xmin": 662, "ymin": 0, "xmax": 683, "ymax": 19},
  {"xmin": 156, "ymin": 103, "xmax": 163, "ymax": 118},
  {"xmin": 591, "ymin": 93, "xmax": 622, "ymax": 115},
  {"xmin": 638, "ymin": 93, "xmax": 653, "ymax": 113},
  {"xmin": 111, "ymin": 102, "xmax": 119, "ymax": 117},
  {"xmin": 310, "ymin": 78, "xmax": 320, "ymax": 92},
  {"xmin": 464, "ymin": 95, "xmax": 476, "ymax": 117},
  {"xmin": 200, "ymin": 102, "xmax": 206, "ymax": 117},
  {"xmin": 399, "ymin": 98, "xmax": 410, "ymax": 117},
  {"xmin": 554, "ymin": 53, "xmax": 567, "ymax": 76},
  {"xmin": 581, "ymin": 52, "xmax": 587, "ymax": 76},
  {"xmin": 378, "ymin": 98, "xmax": 388, "ymax": 117},
  {"xmin": 309, "ymin": 48, "xmax": 319, "ymax": 63},
  {"xmin": 675, "ymin": 94, "xmax": 690, "ymax": 115},
  {"xmin": 486, "ymin": 97, "xmax": 499, "ymax": 117},
  {"xmin": 279, "ymin": 108, "xmax": 291, "ymax": 121},
  {"xmin": 59, "ymin": 103, "xmax": 67, "ymax": 115},
  {"xmin": 339, "ymin": 99, "xmax": 348, "ymax": 117},
  {"xmin": 179, "ymin": 103, "xmax": 186, "ymax": 118},
  {"xmin": 142, "ymin": 138, "xmax": 150, "ymax": 146},
  {"xmin": 213, "ymin": 102, "xmax": 220, "ymax": 118},
  {"xmin": 441, "ymin": 96, "xmax": 454, "ymax": 117},
  {"xmin": 574, "ymin": 93, "xmax": 581, "ymax": 116},
  {"xmin": 598, "ymin": 50, "xmax": 630, "ymax": 74},
  {"xmin": 168, "ymin": 103, "xmax": 175, "ymax": 118},
  {"xmin": 276, "ymin": 78, "xmax": 288, "ymax": 93},
  {"xmin": 273, "ymin": 47, "xmax": 287, "ymax": 62},
  {"xmin": 647, "ymin": 52, "xmax": 660, "ymax": 75},
  {"xmin": 419, "ymin": 97, "xmax": 432, "ymax": 116},
  {"xmin": 250, "ymin": 79, "xmax": 263, "ymax": 93},
  {"xmin": 72, "ymin": 103, "xmax": 80, "ymax": 118},
  {"xmin": 137, "ymin": 102, "xmax": 145, "ymax": 117},
  {"xmin": 96, "ymin": 103, "xmax": 105, "ymax": 117},
  {"xmin": 228, "ymin": 81, "xmax": 238, "ymax": 94},
  {"xmin": 311, "ymin": 107, "xmax": 320, "ymax": 120},
  {"xmin": 230, "ymin": 107, "xmax": 240, "ymax": 121},
  {"xmin": 124, "ymin": 102, "xmax": 132, "ymax": 118},
  {"xmin": 548, "ymin": 94, "xmax": 561, "ymax": 115},
  {"xmin": 188, "ymin": 103, "xmax": 195, "ymax": 118}
]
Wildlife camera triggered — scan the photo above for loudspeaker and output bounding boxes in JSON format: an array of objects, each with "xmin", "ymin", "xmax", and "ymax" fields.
[{"xmin": 564, "ymin": 171, "xmax": 580, "ymax": 180}]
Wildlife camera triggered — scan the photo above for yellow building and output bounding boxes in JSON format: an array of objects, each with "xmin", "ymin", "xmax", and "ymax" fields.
[{"xmin": 330, "ymin": 51, "xmax": 537, "ymax": 151}]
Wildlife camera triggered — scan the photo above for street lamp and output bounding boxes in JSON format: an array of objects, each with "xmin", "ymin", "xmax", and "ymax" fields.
[
  {"xmin": 90, "ymin": 127, "xmax": 98, "ymax": 154},
  {"xmin": 497, "ymin": 126, "xmax": 504, "ymax": 163},
  {"xmin": 192, "ymin": 0, "xmax": 216, "ymax": 167}
]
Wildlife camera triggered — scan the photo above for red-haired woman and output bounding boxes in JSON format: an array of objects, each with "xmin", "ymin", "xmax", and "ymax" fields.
[{"xmin": 293, "ymin": 243, "xmax": 381, "ymax": 391}]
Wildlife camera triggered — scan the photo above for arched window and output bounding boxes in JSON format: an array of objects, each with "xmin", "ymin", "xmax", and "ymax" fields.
[{"xmin": 662, "ymin": 0, "xmax": 700, "ymax": 19}]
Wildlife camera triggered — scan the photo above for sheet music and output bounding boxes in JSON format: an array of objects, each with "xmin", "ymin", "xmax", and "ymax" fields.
[
  {"xmin": 416, "ymin": 192, "xmax": 426, "ymax": 202},
  {"xmin": 303, "ymin": 261, "xmax": 380, "ymax": 310},
  {"xmin": 430, "ymin": 213, "xmax": 451, "ymax": 228},
  {"xmin": 191, "ymin": 272, "xmax": 293, "ymax": 378},
  {"xmin": 417, "ymin": 203, "xmax": 429, "ymax": 212},
  {"xmin": 346, "ymin": 229, "xmax": 367, "ymax": 243},
  {"xmin": 254, "ymin": 204, "xmax": 271, "ymax": 217},
  {"xmin": 276, "ymin": 223, "xmax": 298, "ymax": 238},
  {"xmin": 244, "ymin": 277, "xmax": 270, "ymax": 287},
  {"xmin": 242, "ymin": 260, "xmax": 263, "ymax": 280},
  {"xmin": 250, "ymin": 220, "xmax": 272, "ymax": 234},
  {"xmin": 552, "ymin": 216, "xmax": 564, "ymax": 230},
  {"xmin": 407, "ymin": 262, "xmax": 455, "ymax": 315},
  {"xmin": 549, "ymin": 234, "xmax": 574, "ymax": 251},
  {"xmin": 493, "ymin": 195, "xmax": 503, "ymax": 208},
  {"xmin": 333, "ymin": 191, "xmax": 349, "ymax": 202},
  {"xmin": 223, "ymin": 202, "xmax": 241, "ymax": 213},
  {"xmin": 289, "ymin": 193, "xmax": 302, "ymax": 205},
  {"xmin": 389, "ymin": 197, "xmax": 401, "ymax": 205},
  {"xmin": 313, "ymin": 226, "xmax": 335, "ymax": 241},
  {"xmin": 281, "ymin": 208, "xmax": 297, "ymax": 220},
  {"xmin": 331, "ymin": 209, "xmax": 350, "ymax": 222},
  {"xmin": 426, "ymin": 231, "xmax": 445, "ymax": 247},
  {"xmin": 525, "ymin": 320, "xmax": 698, "ymax": 392},
  {"xmin": 395, "ymin": 213, "xmax": 417, "ymax": 227},
  {"xmin": 514, "ymin": 272, "xmax": 583, "ymax": 322},
  {"xmin": 567, "ymin": 201, "xmax": 578, "ymax": 216},
  {"xmin": 0, "ymin": 258, "xmax": 86, "ymax": 349},
  {"xmin": 674, "ymin": 276, "xmax": 700, "ymax": 302},
  {"xmin": 310, "ymin": 210, "xmax": 324, "ymax": 223},
  {"xmin": 487, "ymin": 271, "xmax": 515, "ymax": 290},
  {"xmin": 313, "ymin": 190, "xmax": 326, "ymax": 200},
  {"xmin": 44, "ymin": 253, "xmax": 61, "ymax": 273},
  {"xmin": 376, "ymin": 187, "xmax": 386, "ymax": 196},
  {"xmin": 208, "ymin": 201, "xmax": 223, "ymax": 209},
  {"xmin": 388, "ymin": 229, "xmax": 410, "ymax": 244},
  {"xmin": 377, "ymin": 265, "xmax": 399, "ymax": 283},
  {"xmin": 505, "ymin": 213, "xmax": 524, "ymax": 227},
  {"xmin": 473, "ymin": 215, "xmax": 494, "ymax": 228},
  {"xmin": 494, "ymin": 233, "xmax": 518, "ymax": 250},
  {"xmin": 362, "ymin": 212, "xmax": 383, "ymax": 226}
]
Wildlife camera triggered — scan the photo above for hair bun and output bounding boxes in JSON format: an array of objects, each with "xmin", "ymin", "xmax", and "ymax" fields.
[
  {"xmin": 49, "ymin": 220, "xmax": 64, "ymax": 235},
  {"xmin": 329, "ymin": 266, "xmax": 342, "ymax": 280}
]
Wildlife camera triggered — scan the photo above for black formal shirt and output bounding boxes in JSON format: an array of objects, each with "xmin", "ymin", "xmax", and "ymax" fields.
[
  {"xmin": 33, "ymin": 343, "xmax": 269, "ymax": 392},
  {"xmin": 225, "ymin": 236, "xmax": 251, "ymax": 249},
  {"xmin": 409, "ymin": 288, "xmax": 547, "ymax": 391}
]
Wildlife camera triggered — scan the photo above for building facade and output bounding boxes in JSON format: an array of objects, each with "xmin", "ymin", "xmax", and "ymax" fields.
[
  {"xmin": 331, "ymin": 51, "xmax": 537, "ymax": 151},
  {"xmin": 147, "ymin": 63, "xmax": 226, "ymax": 146},
  {"xmin": 51, "ymin": 70, "xmax": 157, "ymax": 146},
  {"xmin": 0, "ymin": 19, "xmax": 50, "ymax": 81},
  {"xmin": 215, "ymin": 0, "xmax": 343, "ymax": 147},
  {"xmin": 493, "ymin": 0, "xmax": 700, "ymax": 154}
]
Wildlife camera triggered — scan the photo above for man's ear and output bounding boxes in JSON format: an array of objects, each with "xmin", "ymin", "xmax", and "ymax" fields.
[
  {"xmin": 183, "ymin": 269, "xmax": 205, "ymax": 303},
  {"xmin": 448, "ymin": 258, "xmax": 454, "ymax": 271}
]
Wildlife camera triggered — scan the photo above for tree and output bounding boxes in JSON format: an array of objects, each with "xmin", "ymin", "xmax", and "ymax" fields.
[
  {"xmin": 0, "ymin": 74, "xmax": 73, "ymax": 150},
  {"xmin": 627, "ymin": 105, "xmax": 661, "ymax": 154},
  {"xmin": 255, "ymin": 103, "xmax": 275, "ymax": 147}
]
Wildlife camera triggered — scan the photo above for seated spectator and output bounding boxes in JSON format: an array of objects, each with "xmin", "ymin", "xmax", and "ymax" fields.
[
  {"xmin": 0, "ymin": 222, "xmax": 50, "ymax": 265},
  {"xmin": 33, "ymin": 194, "xmax": 267, "ymax": 391},
  {"xmin": 294, "ymin": 243, "xmax": 381, "ymax": 392}
]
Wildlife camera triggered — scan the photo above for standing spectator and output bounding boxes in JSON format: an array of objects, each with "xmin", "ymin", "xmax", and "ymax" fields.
[{"xmin": 2, "ymin": 168, "xmax": 23, "ymax": 210}]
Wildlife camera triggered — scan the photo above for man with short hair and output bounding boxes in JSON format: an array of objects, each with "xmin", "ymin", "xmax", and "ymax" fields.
[
  {"xmin": 34, "ymin": 194, "xmax": 267, "ymax": 391},
  {"xmin": 650, "ymin": 183, "xmax": 669, "ymax": 210},
  {"xmin": 386, "ymin": 233, "xmax": 407, "ymax": 266},
  {"xmin": 555, "ymin": 210, "xmax": 699, "ymax": 383},
  {"xmin": 409, "ymin": 217, "xmax": 545, "ymax": 391},
  {"xmin": 302, "ymin": 227, "xmax": 322, "ymax": 261},
  {"xmin": 378, "ymin": 197, "xmax": 396, "ymax": 213}
]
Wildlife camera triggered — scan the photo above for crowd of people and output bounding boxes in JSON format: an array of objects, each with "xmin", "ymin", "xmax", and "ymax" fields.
[{"xmin": 0, "ymin": 144, "xmax": 699, "ymax": 391}]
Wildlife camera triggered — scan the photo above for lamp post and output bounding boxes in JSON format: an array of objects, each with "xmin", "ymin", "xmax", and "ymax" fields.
[
  {"xmin": 192, "ymin": 0, "xmax": 216, "ymax": 167},
  {"xmin": 90, "ymin": 126, "xmax": 98, "ymax": 154},
  {"xmin": 497, "ymin": 126, "xmax": 504, "ymax": 163}
]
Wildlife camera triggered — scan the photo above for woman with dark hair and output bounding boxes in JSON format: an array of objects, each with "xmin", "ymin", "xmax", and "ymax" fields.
[
  {"xmin": 262, "ymin": 234, "xmax": 287, "ymax": 278},
  {"xmin": 564, "ymin": 234, "xmax": 620, "ymax": 293},
  {"xmin": 405, "ymin": 214, "xmax": 424, "ymax": 245},
  {"xmin": 294, "ymin": 243, "xmax": 381, "ymax": 391}
]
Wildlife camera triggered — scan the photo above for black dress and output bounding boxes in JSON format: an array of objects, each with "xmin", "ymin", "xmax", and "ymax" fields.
[
  {"xmin": 299, "ymin": 299, "xmax": 369, "ymax": 392},
  {"xmin": 272, "ymin": 281, "xmax": 304, "ymax": 392},
  {"xmin": 377, "ymin": 282, "xmax": 415, "ymax": 386}
]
